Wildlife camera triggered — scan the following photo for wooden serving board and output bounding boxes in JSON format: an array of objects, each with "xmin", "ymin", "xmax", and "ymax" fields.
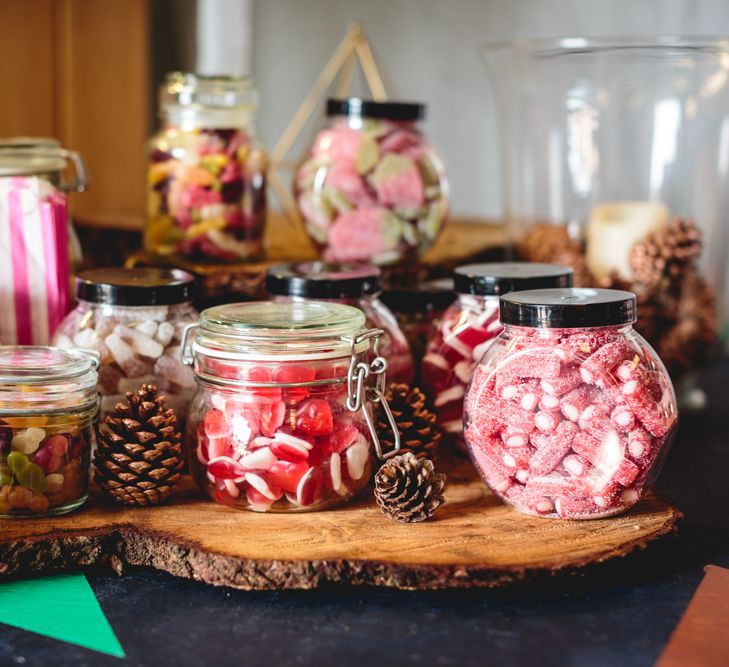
[{"xmin": 0, "ymin": 458, "xmax": 681, "ymax": 590}]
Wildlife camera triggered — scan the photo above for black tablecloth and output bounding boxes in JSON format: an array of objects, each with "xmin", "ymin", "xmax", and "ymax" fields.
[{"xmin": 2, "ymin": 361, "xmax": 728, "ymax": 667}]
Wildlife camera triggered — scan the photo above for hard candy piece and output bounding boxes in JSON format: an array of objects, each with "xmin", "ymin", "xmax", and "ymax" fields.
[
  {"xmin": 105, "ymin": 333, "xmax": 151, "ymax": 377},
  {"xmin": 268, "ymin": 459, "xmax": 309, "ymax": 494},
  {"xmin": 295, "ymin": 399, "xmax": 334, "ymax": 436},
  {"xmin": 73, "ymin": 328, "xmax": 101, "ymax": 350},
  {"xmin": 98, "ymin": 364, "xmax": 123, "ymax": 394},
  {"xmin": 497, "ymin": 348, "xmax": 561, "ymax": 380},
  {"xmin": 11, "ymin": 428, "xmax": 46, "ymax": 455},
  {"xmin": 239, "ymin": 446, "xmax": 276, "ymax": 471},
  {"xmin": 246, "ymin": 486, "xmax": 274, "ymax": 512},
  {"xmin": 154, "ymin": 353, "xmax": 196, "ymax": 388},
  {"xmin": 136, "ymin": 320, "xmax": 159, "ymax": 338},
  {"xmin": 270, "ymin": 440, "xmax": 309, "ymax": 462},
  {"xmin": 244, "ymin": 472, "xmax": 282, "ymax": 501},
  {"xmin": 259, "ymin": 401, "xmax": 286, "ymax": 438},
  {"xmin": 529, "ymin": 420, "xmax": 578, "ymax": 476},
  {"xmin": 154, "ymin": 321, "xmax": 175, "ymax": 346},
  {"xmin": 114, "ymin": 324, "xmax": 164, "ymax": 359},
  {"xmin": 207, "ymin": 455, "xmax": 246, "ymax": 480},
  {"xmin": 580, "ymin": 340, "xmax": 633, "ymax": 384},
  {"xmin": 621, "ymin": 379, "xmax": 674, "ymax": 437}
]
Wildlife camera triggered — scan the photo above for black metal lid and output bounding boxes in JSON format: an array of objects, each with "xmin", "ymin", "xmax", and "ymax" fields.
[
  {"xmin": 326, "ymin": 98, "xmax": 425, "ymax": 121},
  {"xmin": 453, "ymin": 263, "xmax": 573, "ymax": 296},
  {"xmin": 265, "ymin": 262, "xmax": 381, "ymax": 299},
  {"xmin": 500, "ymin": 288, "xmax": 637, "ymax": 328},
  {"xmin": 75, "ymin": 268, "xmax": 197, "ymax": 306},
  {"xmin": 380, "ymin": 279, "xmax": 456, "ymax": 313}
]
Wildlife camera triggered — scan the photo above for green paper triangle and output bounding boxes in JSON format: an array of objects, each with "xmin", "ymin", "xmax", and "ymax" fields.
[{"xmin": 0, "ymin": 573, "xmax": 125, "ymax": 658}]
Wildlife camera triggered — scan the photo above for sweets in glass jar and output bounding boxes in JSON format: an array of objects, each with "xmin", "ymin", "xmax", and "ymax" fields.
[
  {"xmin": 145, "ymin": 73, "xmax": 266, "ymax": 263},
  {"xmin": 266, "ymin": 262, "xmax": 414, "ymax": 384},
  {"xmin": 422, "ymin": 263, "xmax": 573, "ymax": 443},
  {"xmin": 184, "ymin": 301, "xmax": 392, "ymax": 512},
  {"xmin": 464, "ymin": 288, "xmax": 678, "ymax": 519},
  {"xmin": 0, "ymin": 347, "xmax": 97, "ymax": 517},
  {"xmin": 295, "ymin": 98, "xmax": 449, "ymax": 266},
  {"xmin": 53, "ymin": 268, "xmax": 199, "ymax": 423}
]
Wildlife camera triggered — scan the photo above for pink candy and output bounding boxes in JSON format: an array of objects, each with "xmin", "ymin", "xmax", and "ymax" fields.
[{"xmin": 464, "ymin": 329, "xmax": 677, "ymax": 518}]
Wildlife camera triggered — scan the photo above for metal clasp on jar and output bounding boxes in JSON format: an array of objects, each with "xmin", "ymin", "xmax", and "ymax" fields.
[{"xmin": 344, "ymin": 329, "xmax": 400, "ymax": 461}]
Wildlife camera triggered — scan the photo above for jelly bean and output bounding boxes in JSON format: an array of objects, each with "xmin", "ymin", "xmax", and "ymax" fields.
[
  {"xmin": 18, "ymin": 462, "xmax": 48, "ymax": 494},
  {"xmin": 6, "ymin": 450, "xmax": 30, "ymax": 476},
  {"xmin": 8, "ymin": 485, "xmax": 33, "ymax": 509},
  {"xmin": 11, "ymin": 427, "xmax": 46, "ymax": 455},
  {"xmin": 46, "ymin": 473, "xmax": 65, "ymax": 494},
  {"xmin": 29, "ymin": 493, "xmax": 50, "ymax": 512}
]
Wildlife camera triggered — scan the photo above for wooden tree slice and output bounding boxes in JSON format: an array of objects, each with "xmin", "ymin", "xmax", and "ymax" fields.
[{"xmin": 0, "ymin": 458, "xmax": 681, "ymax": 590}]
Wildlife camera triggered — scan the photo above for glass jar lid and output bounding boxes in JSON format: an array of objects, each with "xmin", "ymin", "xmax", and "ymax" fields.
[
  {"xmin": 381, "ymin": 278, "xmax": 455, "ymax": 313},
  {"xmin": 191, "ymin": 301, "xmax": 368, "ymax": 362},
  {"xmin": 0, "ymin": 137, "xmax": 66, "ymax": 177},
  {"xmin": 454, "ymin": 262, "xmax": 573, "ymax": 297},
  {"xmin": 500, "ymin": 288, "xmax": 637, "ymax": 328},
  {"xmin": 161, "ymin": 72, "xmax": 259, "ymax": 111},
  {"xmin": 76, "ymin": 268, "xmax": 197, "ymax": 306},
  {"xmin": 266, "ymin": 262, "xmax": 381, "ymax": 299},
  {"xmin": 327, "ymin": 98, "xmax": 425, "ymax": 121},
  {"xmin": 0, "ymin": 346, "xmax": 98, "ymax": 414}
]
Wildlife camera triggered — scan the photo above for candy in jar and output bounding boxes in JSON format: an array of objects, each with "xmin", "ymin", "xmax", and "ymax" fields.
[
  {"xmin": 183, "ymin": 301, "xmax": 398, "ymax": 512},
  {"xmin": 0, "ymin": 346, "xmax": 97, "ymax": 517},
  {"xmin": 266, "ymin": 262, "xmax": 414, "ymax": 384},
  {"xmin": 145, "ymin": 72, "xmax": 267, "ymax": 263},
  {"xmin": 463, "ymin": 288, "xmax": 678, "ymax": 519},
  {"xmin": 422, "ymin": 263, "xmax": 573, "ymax": 444},
  {"xmin": 53, "ymin": 268, "xmax": 199, "ymax": 423},
  {"xmin": 295, "ymin": 98, "xmax": 449, "ymax": 265}
]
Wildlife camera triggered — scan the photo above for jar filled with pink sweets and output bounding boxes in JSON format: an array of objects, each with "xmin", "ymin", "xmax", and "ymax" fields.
[
  {"xmin": 182, "ymin": 301, "xmax": 398, "ymax": 512},
  {"xmin": 422, "ymin": 263, "xmax": 573, "ymax": 444},
  {"xmin": 266, "ymin": 262, "xmax": 414, "ymax": 384},
  {"xmin": 145, "ymin": 72, "xmax": 267, "ymax": 263},
  {"xmin": 464, "ymin": 288, "xmax": 678, "ymax": 519},
  {"xmin": 295, "ymin": 98, "xmax": 448, "ymax": 265}
]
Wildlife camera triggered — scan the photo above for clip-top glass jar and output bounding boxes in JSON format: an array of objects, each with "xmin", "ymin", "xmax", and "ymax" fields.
[
  {"xmin": 464, "ymin": 288, "xmax": 678, "ymax": 519},
  {"xmin": 53, "ymin": 268, "xmax": 199, "ymax": 422},
  {"xmin": 266, "ymin": 262, "xmax": 414, "ymax": 384},
  {"xmin": 422, "ymin": 263, "xmax": 573, "ymax": 444},
  {"xmin": 295, "ymin": 98, "xmax": 449, "ymax": 266},
  {"xmin": 145, "ymin": 72, "xmax": 267, "ymax": 263},
  {"xmin": 182, "ymin": 301, "xmax": 397, "ymax": 512},
  {"xmin": 0, "ymin": 346, "xmax": 97, "ymax": 517}
]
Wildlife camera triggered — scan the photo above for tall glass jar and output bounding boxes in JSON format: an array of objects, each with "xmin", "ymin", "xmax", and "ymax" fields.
[
  {"xmin": 0, "ymin": 346, "xmax": 97, "ymax": 517},
  {"xmin": 182, "ymin": 301, "xmax": 397, "ymax": 512},
  {"xmin": 422, "ymin": 263, "xmax": 573, "ymax": 444},
  {"xmin": 52, "ymin": 268, "xmax": 199, "ymax": 423},
  {"xmin": 484, "ymin": 37, "xmax": 729, "ymax": 407},
  {"xmin": 295, "ymin": 98, "xmax": 449, "ymax": 266},
  {"xmin": 145, "ymin": 72, "xmax": 267, "ymax": 263},
  {"xmin": 464, "ymin": 288, "xmax": 678, "ymax": 519},
  {"xmin": 265, "ymin": 262, "xmax": 414, "ymax": 384}
]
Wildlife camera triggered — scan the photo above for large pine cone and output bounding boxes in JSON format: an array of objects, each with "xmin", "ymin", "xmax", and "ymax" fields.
[
  {"xmin": 377, "ymin": 383, "xmax": 441, "ymax": 461},
  {"xmin": 374, "ymin": 453, "xmax": 445, "ymax": 523},
  {"xmin": 94, "ymin": 384, "xmax": 184, "ymax": 506}
]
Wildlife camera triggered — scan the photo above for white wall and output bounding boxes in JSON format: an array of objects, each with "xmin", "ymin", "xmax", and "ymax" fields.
[{"xmin": 197, "ymin": 0, "xmax": 729, "ymax": 218}]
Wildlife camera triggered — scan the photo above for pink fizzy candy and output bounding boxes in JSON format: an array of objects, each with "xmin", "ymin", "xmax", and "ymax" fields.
[
  {"xmin": 534, "ymin": 410, "xmax": 561, "ymax": 435},
  {"xmin": 529, "ymin": 420, "xmax": 579, "ymax": 476},
  {"xmin": 560, "ymin": 385, "xmax": 597, "ymax": 422},
  {"xmin": 579, "ymin": 404, "xmax": 616, "ymax": 442},
  {"xmin": 580, "ymin": 340, "xmax": 633, "ymax": 384},
  {"xmin": 621, "ymin": 380, "xmax": 674, "ymax": 437},
  {"xmin": 467, "ymin": 432, "xmax": 513, "ymax": 493},
  {"xmin": 562, "ymin": 453, "xmax": 589, "ymax": 477},
  {"xmin": 468, "ymin": 390, "xmax": 503, "ymax": 438},
  {"xmin": 610, "ymin": 405, "xmax": 635, "ymax": 433},
  {"xmin": 500, "ymin": 379, "xmax": 540, "ymax": 411},
  {"xmin": 501, "ymin": 401, "xmax": 536, "ymax": 434},
  {"xmin": 540, "ymin": 367, "xmax": 582, "ymax": 397},
  {"xmin": 497, "ymin": 348, "xmax": 562, "ymax": 380},
  {"xmin": 502, "ymin": 445, "xmax": 533, "ymax": 471},
  {"xmin": 616, "ymin": 360, "xmax": 664, "ymax": 400},
  {"xmin": 539, "ymin": 393, "xmax": 561, "ymax": 411},
  {"xmin": 554, "ymin": 495, "xmax": 600, "ymax": 518}
]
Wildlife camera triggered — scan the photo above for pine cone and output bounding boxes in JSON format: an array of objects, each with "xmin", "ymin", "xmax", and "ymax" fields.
[
  {"xmin": 374, "ymin": 453, "xmax": 445, "ymax": 523},
  {"xmin": 94, "ymin": 384, "xmax": 184, "ymax": 506},
  {"xmin": 377, "ymin": 383, "xmax": 442, "ymax": 461},
  {"xmin": 630, "ymin": 217, "xmax": 702, "ymax": 289}
]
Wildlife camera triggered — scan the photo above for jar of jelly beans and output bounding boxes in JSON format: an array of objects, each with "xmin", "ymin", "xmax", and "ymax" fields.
[
  {"xmin": 422, "ymin": 263, "xmax": 573, "ymax": 444},
  {"xmin": 182, "ymin": 301, "xmax": 399, "ymax": 512},
  {"xmin": 0, "ymin": 346, "xmax": 98, "ymax": 517},
  {"xmin": 295, "ymin": 98, "xmax": 449, "ymax": 266},
  {"xmin": 464, "ymin": 288, "xmax": 678, "ymax": 519},
  {"xmin": 266, "ymin": 262, "xmax": 414, "ymax": 384},
  {"xmin": 53, "ymin": 268, "xmax": 199, "ymax": 423},
  {"xmin": 145, "ymin": 72, "xmax": 267, "ymax": 263}
]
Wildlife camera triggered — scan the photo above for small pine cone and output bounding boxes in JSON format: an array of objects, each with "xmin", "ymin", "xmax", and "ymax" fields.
[
  {"xmin": 631, "ymin": 218, "xmax": 702, "ymax": 289},
  {"xmin": 374, "ymin": 453, "xmax": 445, "ymax": 523},
  {"xmin": 377, "ymin": 383, "xmax": 442, "ymax": 461},
  {"xmin": 94, "ymin": 384, "xmax": 184, "ymax": 507}
]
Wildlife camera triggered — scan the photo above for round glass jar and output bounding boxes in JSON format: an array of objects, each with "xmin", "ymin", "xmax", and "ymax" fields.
[
  {"xmin": 464, "ymin": 288, "xmax": 678, "ymax": 519},
  {"xmin": 182, "ymin": 301, "xmax": 395, "ymax": 512},
  {"xmin": 422, "ymin": 263, "xmax": 573, "ymax": 443},
  {"xmin": 145, "ymin": 72, "xmax": 267, "ymax": 263},
  {"xmin": 266, "ymin": 262, "xmax": 414, "ymax": 384},
  {"xmin": 52, "ymin": 268, "xmax": 199, "ymax": 423},
  {"xmin": 295, "ymin": 98, "xmax": 449, "ymax": 266},
  {"xmin": 0, "ymin": 346, "xmax": 97, "ymax": 517}
]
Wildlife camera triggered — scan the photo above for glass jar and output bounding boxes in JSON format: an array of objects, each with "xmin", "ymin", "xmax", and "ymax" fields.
[
  {"xmin": 266, "ymin": 262, "xmax": 414, "ymax": 384},
  {"xmin": 422, "ymin": 263, "xmax": 573, "ymax": 444},
  {"xmin": 464, "ymin": 288, "xmax": 678, "ymax": 519},
  {"xmin": 295, "ymin": 98, "xmax": 449, "ymax": 266},
  {"xmin": 0, "ymin": 346, "xmax": 97, "ymax": 517},
  {"xmin": 182, "ymin": 301, "xmax": 397, "ymax": 512},
  {"xmin": 145, "ymin": 72, "xmax": 267, "ymax": 263},
  {"xmin": 484, "ymin": 37, "xmax": 729, "ymax": 408},
  {"xmin": 52, "ymin": 268, "xmax": 199, "ymax": 423}
]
